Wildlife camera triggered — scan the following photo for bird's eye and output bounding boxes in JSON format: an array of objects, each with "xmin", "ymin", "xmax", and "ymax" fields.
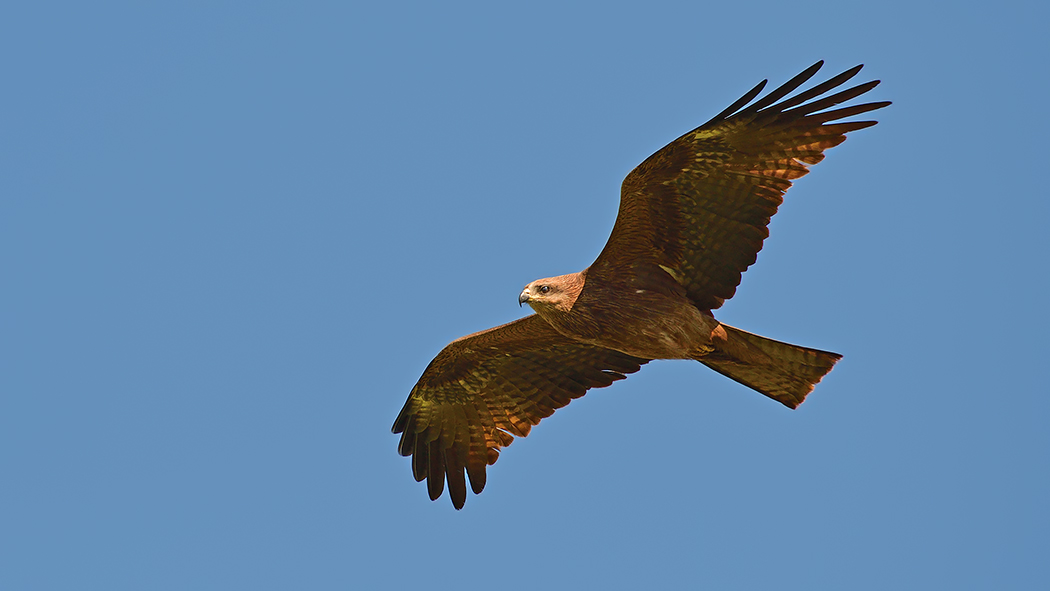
[{"xmin": 539, "ymin": 285, "xmax": 551, "ymax": 294}]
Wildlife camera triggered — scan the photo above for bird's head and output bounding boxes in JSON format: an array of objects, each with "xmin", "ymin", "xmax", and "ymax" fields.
[{"xmin": 519, "ymin": 273, "xmax": 582, "ymax": 314}]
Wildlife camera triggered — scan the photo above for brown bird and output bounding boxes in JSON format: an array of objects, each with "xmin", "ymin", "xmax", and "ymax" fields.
[{"xmin": 393, "ymin": 61, "xmax": 889, "ymax": 509}]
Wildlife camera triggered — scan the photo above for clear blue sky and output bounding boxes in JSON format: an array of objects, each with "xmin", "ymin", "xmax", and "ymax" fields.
[{"xmin": 2, "ymin": 2, "xmax": 1047, "ymax": 589}]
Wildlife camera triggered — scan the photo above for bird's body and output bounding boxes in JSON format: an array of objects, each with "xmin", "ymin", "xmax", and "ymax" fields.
[
  {"xmin": 521, "ymin": 270, "xmax": 724, "ymax": 361},
  {"xmin": 393, "ymin": 62, "xmax": 890, "ymax": 509}
]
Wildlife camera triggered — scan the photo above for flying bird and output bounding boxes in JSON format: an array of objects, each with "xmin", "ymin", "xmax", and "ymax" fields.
[{"xmin": 392, "ymin": 61, "xmax": 889, "ymax": 509}]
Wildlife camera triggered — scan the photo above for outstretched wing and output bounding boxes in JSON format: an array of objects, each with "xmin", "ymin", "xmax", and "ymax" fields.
[
  {"xmin": 392, "ymin": 314, "xmax": 648, "ymax": 509},
  {"xmin": 589, "ymin": 61, "xmax": 890, "ymax": 310}
]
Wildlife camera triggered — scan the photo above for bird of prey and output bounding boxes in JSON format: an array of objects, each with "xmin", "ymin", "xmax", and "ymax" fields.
[{"xmin": 392, "ymin": 61, "xmax": 889, "ymax": 509}]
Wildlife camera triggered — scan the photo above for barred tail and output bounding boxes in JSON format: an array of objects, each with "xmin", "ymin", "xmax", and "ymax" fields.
[{"xmin": 700, "ymin": 324, "xmax": 842, "ymax": 408}]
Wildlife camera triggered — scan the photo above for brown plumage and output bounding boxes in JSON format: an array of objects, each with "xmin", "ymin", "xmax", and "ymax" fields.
[{"xmin": 392, "ymin": 61, "xmax": 890, "ymax": 509}]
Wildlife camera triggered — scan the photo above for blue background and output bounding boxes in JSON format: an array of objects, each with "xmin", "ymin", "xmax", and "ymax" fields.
[{"xmin": 3, "ymin": 1, "xmax": 1047, "ymax": 589}]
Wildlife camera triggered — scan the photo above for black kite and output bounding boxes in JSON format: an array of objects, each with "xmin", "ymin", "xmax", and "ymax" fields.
[{"xmin": 393, "ymin": 62, "xmax": 889, "ymax": 508}]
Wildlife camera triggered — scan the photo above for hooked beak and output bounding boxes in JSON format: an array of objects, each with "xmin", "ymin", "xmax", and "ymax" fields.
[{"xmin": 518, "ymin": 290, "xmax": 530, "ymax": 307}]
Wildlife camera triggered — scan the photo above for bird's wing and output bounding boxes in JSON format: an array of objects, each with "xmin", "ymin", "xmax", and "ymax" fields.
[
  {"xmin": 392, "ymin": 314, "xmax": 648, "ymax": 509},
  {"xmin": 588, "ymin": 61, "xmax": 890, "ymax": 310}
]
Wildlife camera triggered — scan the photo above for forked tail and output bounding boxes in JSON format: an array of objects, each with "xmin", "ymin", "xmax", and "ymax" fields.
[{"xmin": 700, "ymin": 324, "xmax": 842, "ymax": 408}]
